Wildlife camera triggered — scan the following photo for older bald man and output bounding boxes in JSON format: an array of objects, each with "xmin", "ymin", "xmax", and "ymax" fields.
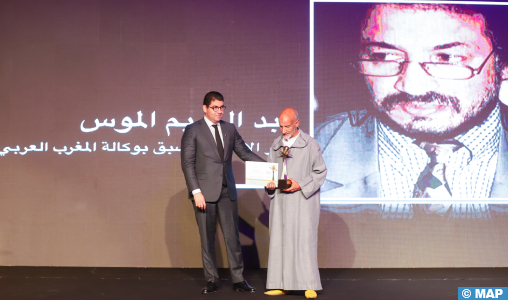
[{"xmin": 265, "ymin": 108, "xmax": 327, "ymax": 299}]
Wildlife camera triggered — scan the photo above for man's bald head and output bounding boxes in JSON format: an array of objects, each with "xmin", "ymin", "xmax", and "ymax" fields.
[{"xmin": 278, "ymin": 108, "xmax": 300, "ymax": 140}]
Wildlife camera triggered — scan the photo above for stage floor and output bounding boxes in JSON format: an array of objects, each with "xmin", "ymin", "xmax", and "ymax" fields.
[{"xmin": 1, "ymin": 267, "xmax": 507, "ymax": 299}]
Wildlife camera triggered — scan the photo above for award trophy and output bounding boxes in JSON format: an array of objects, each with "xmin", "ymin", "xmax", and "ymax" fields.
[
  {"xmin": 278, "ymin": 146, "xmax": 292, "ymax": 189},
  {"xmin": 270, "ymin": 165, "xmax": 277, "ymax": 181}
]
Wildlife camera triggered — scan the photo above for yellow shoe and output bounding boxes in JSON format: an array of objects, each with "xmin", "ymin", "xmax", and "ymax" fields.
[
  {"xmin": 264, "ymin": 290, "xmax": 290, "ymax": 296},
  {"xmin": 305, "ymin": 290, "xmax": 317, "ymax": 298}
]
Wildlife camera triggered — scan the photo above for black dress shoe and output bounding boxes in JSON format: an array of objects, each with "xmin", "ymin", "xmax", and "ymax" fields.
[
  {"xmin": 232, "ymin": 280, "xmax": 256, "ymax": 292},
  {"xmin": 202, "ymin": 281, "xmax": 218, "ymax": 294}
]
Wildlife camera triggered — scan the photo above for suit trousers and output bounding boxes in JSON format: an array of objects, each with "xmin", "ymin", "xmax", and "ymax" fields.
[{"xmin": 193, "ymin": 185, "xmax": 244, "ymax": 283}]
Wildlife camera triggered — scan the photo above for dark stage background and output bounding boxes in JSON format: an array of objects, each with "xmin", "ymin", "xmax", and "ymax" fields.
[{"xmin": 0, "ymin": 0, "xmax": 507, "ymax": 268}]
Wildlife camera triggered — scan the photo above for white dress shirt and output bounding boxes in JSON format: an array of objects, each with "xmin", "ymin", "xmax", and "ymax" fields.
[
  {"xmin": 378, "ymin": 104, "xmax": 500, "ymax": 218},
  {"xmin": 282, "ymin": 131, "xmax": 300, "ymax": 148}
]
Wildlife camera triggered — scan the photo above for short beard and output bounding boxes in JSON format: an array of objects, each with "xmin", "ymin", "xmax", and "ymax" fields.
[
  {"xmin": 283, "ymin": 129, "xmax": 295, "ymax": 139},
  {"xmin": 374, "ymin": 88, "xmax": 499, "ymax": 140}
]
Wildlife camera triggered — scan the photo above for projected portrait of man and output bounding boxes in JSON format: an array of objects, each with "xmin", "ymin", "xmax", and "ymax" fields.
[{"xmin": 315, "ymin": 3, "xmax": 508, "ymax": 216}]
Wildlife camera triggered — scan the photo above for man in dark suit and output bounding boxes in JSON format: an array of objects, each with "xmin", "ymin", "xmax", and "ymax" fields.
[{"xmin": 181, "ymin": 91, "xmax": 264, "ymax": 294}]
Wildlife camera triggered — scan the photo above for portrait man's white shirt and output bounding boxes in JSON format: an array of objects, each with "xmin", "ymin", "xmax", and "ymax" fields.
[{"xmin": 379, "ymin": 104, "xmax": 500, "ymax": 199}]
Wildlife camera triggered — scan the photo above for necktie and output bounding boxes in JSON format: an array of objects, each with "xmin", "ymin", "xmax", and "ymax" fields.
[
  {"xmin": 413, "ymin": 140, "xmax": 462, "ymax": 201},
  {"xmin": 211, "ymin": 125, "xmax": 224, "ymax": 161},
  {"xmin": 212, "ymin": 124, "xmax": 226, "ymax": 186}
]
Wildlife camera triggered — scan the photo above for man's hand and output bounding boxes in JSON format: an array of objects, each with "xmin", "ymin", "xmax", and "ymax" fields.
[
  {"xmin": 266, "ymin": 182, "xmax": 276, "ymax": 190},
  {"xmin": 194, "ymin": 192, "xmax": 206, "ymax": 210},
  {"xmin": 283, "ymin": 178, "xmax": 301, "ymax": 193}
]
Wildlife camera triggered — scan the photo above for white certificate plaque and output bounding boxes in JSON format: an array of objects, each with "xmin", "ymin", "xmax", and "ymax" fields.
[{"xmin": 245, "ymin": 161, "xmax": 278, "ymax": 187}]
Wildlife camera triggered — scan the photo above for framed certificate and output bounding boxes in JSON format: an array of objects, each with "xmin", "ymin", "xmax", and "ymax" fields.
[{"xmin": 245, "ymin": 161, "xmax": 279, "ymax": 187}]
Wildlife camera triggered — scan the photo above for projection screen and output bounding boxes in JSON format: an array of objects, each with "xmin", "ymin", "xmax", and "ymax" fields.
[{"xmin": 0, "ymin": 0, "xmax": 507, "ymax": 268}]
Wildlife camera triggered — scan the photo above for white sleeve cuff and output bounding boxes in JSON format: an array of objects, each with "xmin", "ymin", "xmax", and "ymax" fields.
[{"xmin": 192, "ymin": 189, "xmax": 201, "ymax": 195}]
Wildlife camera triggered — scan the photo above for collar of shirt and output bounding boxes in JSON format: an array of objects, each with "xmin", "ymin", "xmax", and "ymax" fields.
[
  {"xmin": 204, "ymin": 115, "xmax": 219, "ymax": 127},
  {"xmin": 378, "ymin": 121, "xmax": 427, "ymax": 182},
  {"xmin": 283, "ymin": 131, "xmax": 300, "ymax": 148},
  {"xmin": 379, "ymin": 104, "xmax": 500, "ymax": 168},
  {"xmin": 454, "ymin": 104, "xmax": 500, "ymax": 163},
  {"xmin": 378, "ymin": 103, "xmax": 501, "ymax": 198},
  {"xmin": 203, "ymin": 115, "xmax": 224, "ymax": 145}
]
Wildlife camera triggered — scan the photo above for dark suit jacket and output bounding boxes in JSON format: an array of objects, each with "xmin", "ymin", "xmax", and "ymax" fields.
[
  {"xmin": 181, "ymin": 117, "xmax": 264, "ymax": 202},
  {"xmin": 315, "ymin": 106, "xmax": 508, "ymax": 199}
]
